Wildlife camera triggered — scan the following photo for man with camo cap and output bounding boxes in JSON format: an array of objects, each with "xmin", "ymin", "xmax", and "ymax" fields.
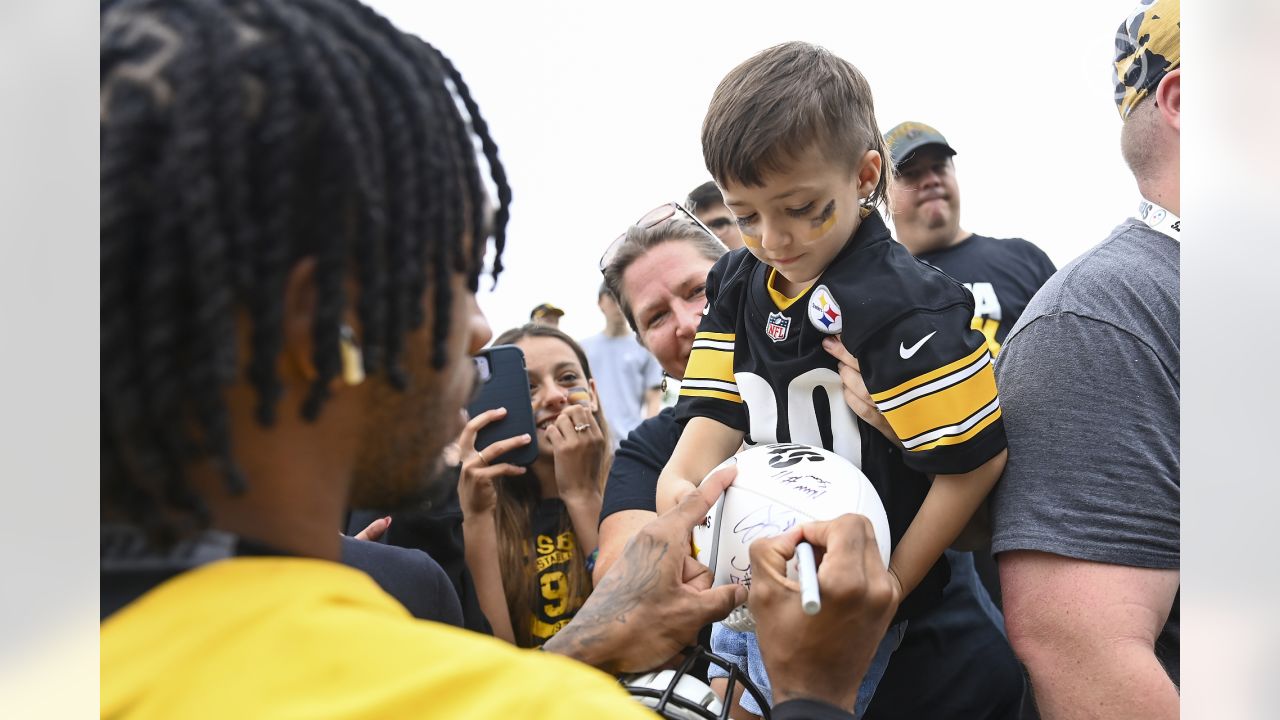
[{"xmin": 993, "ymin": 1, "xmax": 1181, "ymax": 717}]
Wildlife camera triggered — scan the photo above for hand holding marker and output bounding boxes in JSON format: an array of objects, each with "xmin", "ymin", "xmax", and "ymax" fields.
[{"xmin": 798, "ymin": 541, "xmax": 820, "ymax": 615}]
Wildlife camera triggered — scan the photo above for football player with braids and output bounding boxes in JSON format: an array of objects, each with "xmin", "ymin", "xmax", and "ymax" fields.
[
  {"xmin": 101, "ymin": 2, "xmax": 899, "ymax": 718},
  {"xmin": 656, "ymin": 42, "xmax": 1009, "ymax": 718}
]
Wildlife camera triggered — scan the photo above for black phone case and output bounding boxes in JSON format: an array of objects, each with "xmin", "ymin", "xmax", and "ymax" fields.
[{"xmin": 466, "ymin": 345, "xmax": 539, "ymax": 467}]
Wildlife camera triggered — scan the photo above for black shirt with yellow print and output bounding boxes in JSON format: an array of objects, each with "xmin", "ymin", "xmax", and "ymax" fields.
[
  {"xmin": 675, "ymin": 211, "xmax": 1007, "ymax": 620},
  {"xmin": 527, "ymin": 498, "xmax": 585, "ymax": 646}
]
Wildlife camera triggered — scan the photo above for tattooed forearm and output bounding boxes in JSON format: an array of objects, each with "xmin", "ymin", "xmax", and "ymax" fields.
[{"xmin": 541, "ymin": 534, "xmax": 672, "ymax": 672}]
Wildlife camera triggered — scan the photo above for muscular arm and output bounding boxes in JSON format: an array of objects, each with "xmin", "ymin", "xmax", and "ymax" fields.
[
  {"xmin": 888, "ymin": 450, "xmax": 1005, "ymax": 597},
  {"xmin": 1000, "ymin": 552, "xmax": 1179, "ymax": 719},
  {"xmin": 655, "ymin": 416, "xmax": 744, "ymax": 514},
  {"xmin": 992, "ymin": 310, "xmax": 1181, "ymax": 717}
]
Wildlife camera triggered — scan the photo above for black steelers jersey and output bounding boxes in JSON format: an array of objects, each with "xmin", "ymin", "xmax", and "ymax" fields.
[{"xmin": 676, "ymin": 211, "xmax": 1006, "ymax": 477}]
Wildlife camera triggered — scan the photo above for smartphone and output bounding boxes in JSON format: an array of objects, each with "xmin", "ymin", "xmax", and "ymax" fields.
[{"xmin": 466, "ymin": 344, "xmax": 539, "ymax": 467}]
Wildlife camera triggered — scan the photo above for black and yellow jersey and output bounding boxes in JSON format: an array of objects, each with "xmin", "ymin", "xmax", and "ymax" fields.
[
  {"xmin": 675, "ymin": 212, "xmax": 1005, "ymax": 619},
  {"xmin": 677, "ymin": 211, "xmax": 1006, "ymax": 476}
]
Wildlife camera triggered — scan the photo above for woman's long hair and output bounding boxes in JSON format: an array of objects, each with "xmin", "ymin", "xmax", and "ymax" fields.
[{"xmin": 490, "ymin": 324, "xmax": 611, "ymax": 646}]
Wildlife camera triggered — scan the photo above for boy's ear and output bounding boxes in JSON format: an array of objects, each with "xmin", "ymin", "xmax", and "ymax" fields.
[{"xmin": 856, "ymin": 149, "xmax": 883, "ymax": 198}]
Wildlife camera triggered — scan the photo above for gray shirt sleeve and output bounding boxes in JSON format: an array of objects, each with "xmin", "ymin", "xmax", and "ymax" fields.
[{"xmin": 991, "ymin": 312, "xmax": 1179, "ymax": 569}]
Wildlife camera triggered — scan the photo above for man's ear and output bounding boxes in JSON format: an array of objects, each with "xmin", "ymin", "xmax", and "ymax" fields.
[
  {"xmin": 281, "ymin": 256, "xmax": 319, "ymax": 382},
  {"xmin": 857, "ymin": 148, "xmax": 883, "ymax": 198},
  {"xmin": 1155, "ymin": 68, "xmax": 1180, "ymax": 132}
]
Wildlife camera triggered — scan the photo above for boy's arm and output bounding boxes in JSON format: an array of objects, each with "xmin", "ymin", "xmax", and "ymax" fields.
[
  {"xmin": 656, "ymin": 416, "xmax": 744, "ymax": 514},
  {"xmin": 888, "ymin": 450, "xmax": 1005, "ymax": 596},
  {"xmin": 855, "ymin": 304, "xmax": 1008, "ymax": 597}
]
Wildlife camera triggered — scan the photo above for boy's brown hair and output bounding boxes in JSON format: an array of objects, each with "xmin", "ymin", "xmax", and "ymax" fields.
[{"xmin": 701, "ymin": 41, "xmax": 890, "ymax": 211}]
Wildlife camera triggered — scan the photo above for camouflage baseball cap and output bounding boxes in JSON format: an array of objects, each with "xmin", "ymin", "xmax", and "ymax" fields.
[
  {"xmin": 883, "ymin": 121, "xmax": 956, "ymax": 171},
  {"xmin": 1113, "ymin": 0, "xmax": 1180, "ymax": 120}
]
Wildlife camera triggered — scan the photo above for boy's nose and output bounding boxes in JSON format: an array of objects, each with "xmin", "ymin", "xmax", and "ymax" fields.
[{"xmin": 758, "ymin": 221, "xmax": 789, "ymax": 252}]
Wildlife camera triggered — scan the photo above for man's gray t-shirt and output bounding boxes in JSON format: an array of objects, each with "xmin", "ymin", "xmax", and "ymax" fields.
[
  {"xmin": 992, "ymin": 218, "xmax": 1179, "ymax": 684},
  {"xmin": 579, "ymin": 333, "xmax": 662, "ymax": 449}
]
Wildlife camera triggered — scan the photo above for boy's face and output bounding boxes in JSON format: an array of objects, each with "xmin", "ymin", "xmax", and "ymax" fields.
[{"xmin": 720, "ymin": 145, "xmax": 881, "ymax": 288}]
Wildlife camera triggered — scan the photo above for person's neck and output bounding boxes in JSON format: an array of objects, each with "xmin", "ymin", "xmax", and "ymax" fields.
[
  {"xmin": 604, "ymin": 320, "xmax": 629, "ymax": 337},
  {"xmin": 191, "ymin": 462, "xmax": 348, "ymax": 562},
  {"xmin": 1137, "ymin": 174, "xmax": 1179, "ymax": 216},
  {"xmin": 903, "ymin": 226, "xmax": 969, "ymax": 255},
  {"xmin": 771, "ymin": 270, "xmax": 812, "ymax": 300},
  {"xmin": 190, "ymin": 396, "xmax": 360, "ymax": 562}
]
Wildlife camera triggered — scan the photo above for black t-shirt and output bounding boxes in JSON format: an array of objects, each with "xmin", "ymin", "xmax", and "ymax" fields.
[
  {"xmin": 347, "ymin": 465, "xmax": 492, "ymax": 635},
  {"xmin": 528, "ymin": 498, "xmax": 585, "ymax": 646},
  {"xmin": 599, "ymin": 407, "xmax": 682, "ymax": 522},
  {"xmin": 339, "ymin": 534, "xmax": 464, "ymax": 627},
  {"xmin": 916, "ymin": 234, "xmax": 1056, "ymax": 355}
]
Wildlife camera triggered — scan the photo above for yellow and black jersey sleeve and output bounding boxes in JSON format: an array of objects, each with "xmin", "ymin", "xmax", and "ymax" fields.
[
  {"xmin": 858, "ymin": 305, "xmax": 1007, "ymax": 474},
  {"xmin": 674, "ymin": 252, "xmax": 748, "ymax": 432}
]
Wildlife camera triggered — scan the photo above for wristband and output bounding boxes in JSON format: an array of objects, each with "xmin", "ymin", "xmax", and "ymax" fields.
[{"xmin": 584, "ymin": 548, "xmax": 599, "ymax": 575}]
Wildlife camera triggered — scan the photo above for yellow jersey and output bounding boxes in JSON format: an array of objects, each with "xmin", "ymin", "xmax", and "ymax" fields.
[{"xmin": 102, "ymin": 556, "xmax": 654, "ymax": 719}]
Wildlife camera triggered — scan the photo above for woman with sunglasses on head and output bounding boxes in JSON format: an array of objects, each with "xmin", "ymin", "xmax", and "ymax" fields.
[
  {"xmin": 595, "ymin": 202, "xmax": 1025, "ymax": 720},
  {"xmin": 458, "ymin": 324, "xmax": 612, "ymax": 647}
]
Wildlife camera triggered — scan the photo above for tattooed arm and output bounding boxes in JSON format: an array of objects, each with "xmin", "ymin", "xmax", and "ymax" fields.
[{"xmin": 542, "ymin": 465, "xmax": 747, "ymax": 674}]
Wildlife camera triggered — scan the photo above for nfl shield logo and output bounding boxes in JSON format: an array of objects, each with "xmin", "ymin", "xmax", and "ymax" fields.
[{"xmin": 766, "ymin": 312, "xmax": 791, "ymax": 343}]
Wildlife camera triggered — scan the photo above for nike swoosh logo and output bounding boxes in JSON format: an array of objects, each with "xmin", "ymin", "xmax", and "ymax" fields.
[{"xmin": 899, "ymin": 331, "xmax": 937, "ymax": 359}]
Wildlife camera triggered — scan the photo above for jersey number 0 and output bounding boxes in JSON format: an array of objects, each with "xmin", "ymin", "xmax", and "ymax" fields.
[{"xmin": 736, "ymin": 369, "xmax": 863, "ymax": 469}]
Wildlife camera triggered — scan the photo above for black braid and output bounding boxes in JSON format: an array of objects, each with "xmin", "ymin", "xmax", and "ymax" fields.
[
  {"xmin": 101, "ymin": 0, "xmax": 511, "ymax": 544},
  {"xmin": 437, "ymin": 51, "xmax": 512, "ymax": 286}
]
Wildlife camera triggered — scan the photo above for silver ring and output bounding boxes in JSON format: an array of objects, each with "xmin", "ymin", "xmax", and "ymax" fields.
[{"xmin": 574, "ymin": 423, "xmax": 590, "ymax": 433}]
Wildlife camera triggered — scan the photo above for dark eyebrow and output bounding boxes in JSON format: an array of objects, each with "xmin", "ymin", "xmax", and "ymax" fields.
[
  {"xmin": 553, "ymin": 361, "xmax": 581, "ymax": 375},
  {"xmin": 724, "ymin": 185, "xmax": 817, "ymax": 209}
]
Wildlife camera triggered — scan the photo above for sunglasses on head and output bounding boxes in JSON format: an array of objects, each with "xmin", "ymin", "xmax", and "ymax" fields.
[{"xmin": 598, "ymin": 201, "xmax": 718, "ymax": 272}]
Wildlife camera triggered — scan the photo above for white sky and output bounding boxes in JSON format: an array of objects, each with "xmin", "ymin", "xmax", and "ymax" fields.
[{"xmin": 367, "ymin": 0, "xmax": 1138, "ymax": 341}]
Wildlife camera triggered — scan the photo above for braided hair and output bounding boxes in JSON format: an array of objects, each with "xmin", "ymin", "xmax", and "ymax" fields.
[{"xmin": 101, "ymin": 0, "xmax": 511, "ymax": 544}]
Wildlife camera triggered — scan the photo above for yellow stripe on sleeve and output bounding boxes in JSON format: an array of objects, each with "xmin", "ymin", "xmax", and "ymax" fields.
[
  {"xmin": 679, "ymin": 388, "xmax": 744, "ymax": 403},
  {"xmin": 683, "ymin": 347, "xmax": 735, "ymax": 384},
  {"xmin": 881, "ymin": 362, "xmax": 999, "ymax": 441},
  {"xmin": 908, "ymin": 408, "xmax": 1003, "ymax": 453},
  {"xmin": 695, "ymin": 331, "xmax": 735, "ymax": 342},
  {"xmin": 870, "ymin": 344, "xmax": 989, "ymax": 403}
]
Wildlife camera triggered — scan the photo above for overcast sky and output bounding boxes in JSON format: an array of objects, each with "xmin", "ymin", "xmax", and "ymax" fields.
[{"xmin": 366, "ymin": 0, "xmax": 1139, "ymax": 341}]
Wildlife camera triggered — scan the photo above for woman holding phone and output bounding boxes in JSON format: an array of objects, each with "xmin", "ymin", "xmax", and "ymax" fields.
[{"xmin": 458, "ymin": 324, "xmax": 612, "ymax": 647}]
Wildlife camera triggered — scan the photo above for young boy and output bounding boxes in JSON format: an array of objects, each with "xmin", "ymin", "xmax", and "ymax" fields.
[{"xmin": 656, "ymin": 42, "xmax": 1008, "ymax": 718}]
